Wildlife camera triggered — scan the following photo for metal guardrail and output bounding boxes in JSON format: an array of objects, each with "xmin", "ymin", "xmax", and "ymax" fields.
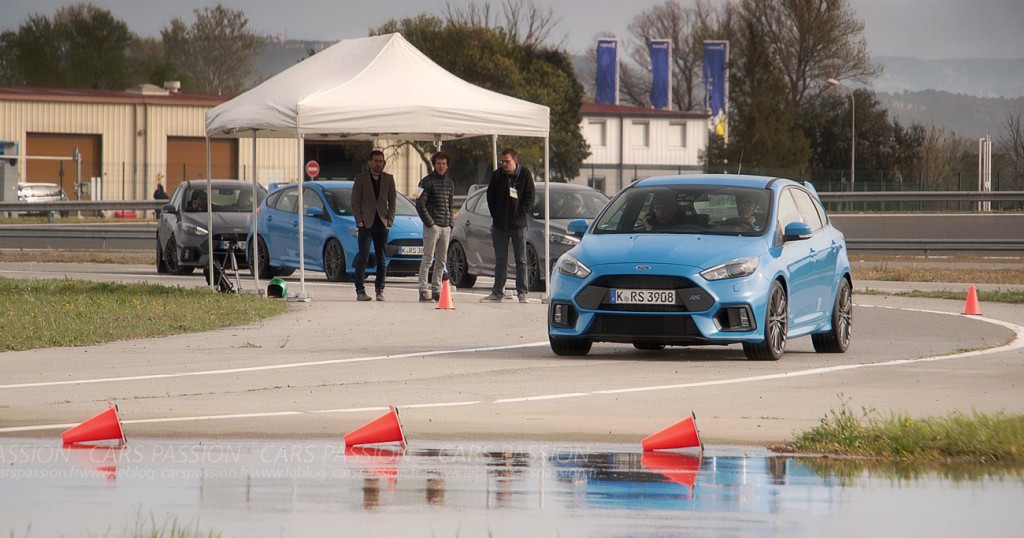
[
  {"xmin": 818, "ymin": 191, "xmax": 1024, "ymax": 203},
  {"xmin": 0, "ymin": 201, "xmax": 166, "ymax": 213},
  {"xmin": 845, "ymin": 239, "xmax": 1024, "ymax": 251}
]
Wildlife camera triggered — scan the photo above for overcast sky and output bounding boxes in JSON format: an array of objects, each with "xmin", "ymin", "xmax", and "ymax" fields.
[{"xmin": 1, "ymin": 0, "xmax": 1022, "ymax": 59}]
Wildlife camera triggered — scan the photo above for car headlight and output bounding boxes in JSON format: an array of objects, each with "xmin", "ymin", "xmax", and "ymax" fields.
[
  {"xmin": 557, "ymin": 254, "xmax": 591, "ymax": 279},
  {"xmin": 701, "ymin": 256, "xmax": 759, "ymax": 281},
  {"xmin": 181, "ymin": 222, "xmax": 209, "ymax": 237},
  {"xmin": 550, "ymin": 233, "xmax": 580, "ymax": 247},
  {"xmin": 348, "ymin": 226, "xmax": 360, "ymax": 237}
]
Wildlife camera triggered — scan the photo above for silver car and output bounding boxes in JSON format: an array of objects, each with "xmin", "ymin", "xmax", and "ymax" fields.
[
  {"xmin": 156, "ymin": 179, "xmax": 266, "ymax": 276},
  {"xmin": 16, "ymin": 182, "xmax": 68, "ymax": 217},
  {"xmin": 447, "ymin": 182, "xmax": 609, "ymax": 291}
]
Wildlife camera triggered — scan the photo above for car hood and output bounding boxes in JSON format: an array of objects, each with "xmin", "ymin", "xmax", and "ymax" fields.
[
  {"xmin": 388, "ymin": 215, "xmax": 424, "ymax": 239},
  {"xmin": 182, "ymin": 212, "xmax": 252, "ymax": 235},
  {"xmin": 575, "ymin": 233, "xmax": 767, "ymax": 270}
]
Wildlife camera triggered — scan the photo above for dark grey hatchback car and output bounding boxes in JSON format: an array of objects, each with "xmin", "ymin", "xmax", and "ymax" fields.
[
  {"xmin": 446, "ymin": 182, "xmax": 609, "ymax": 292},
  {"xmin": 156, "ymin": 179, "xmax": 266, "ymax": 276}
]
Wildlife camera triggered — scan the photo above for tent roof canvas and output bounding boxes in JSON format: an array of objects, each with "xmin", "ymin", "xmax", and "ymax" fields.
[{"xmin": 205, "ymin": 33, "xmax": 549, "ymax": 141}]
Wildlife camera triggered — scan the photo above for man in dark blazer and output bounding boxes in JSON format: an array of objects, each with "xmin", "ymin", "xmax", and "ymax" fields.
[{"xmin": 351, "ymin": 149, "xmax": 397, "ymax": 302}]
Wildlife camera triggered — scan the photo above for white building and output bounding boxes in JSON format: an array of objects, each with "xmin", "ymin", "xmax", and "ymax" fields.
[{"xmin": 572, "ymin": 103, "xmax": 709, "ymax": 195}]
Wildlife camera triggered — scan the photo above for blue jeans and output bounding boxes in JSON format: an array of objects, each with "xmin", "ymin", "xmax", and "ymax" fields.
[
  {"xmin": 354, "ymin": 223, "xmax": 389, "ymax": 293},
  {"xmin": 491, "ymin": 226, "xmax": 528, "ymax": 296}
]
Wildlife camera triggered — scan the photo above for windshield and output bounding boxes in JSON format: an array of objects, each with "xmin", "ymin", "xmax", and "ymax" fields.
[
  {"xmin": 185, "ymin": 185, "xmax": 266, "ymax": 213},
  {"xmin": 592, "ymin": 185, "xmax": 771, "ymax": 236},
  {"xmin": 530, "ymin": 188, "xmax": 609, "ymax": 219},
  {"xmin": 323, "ymin": 188, "xmax": 418, "ymax": 217}
]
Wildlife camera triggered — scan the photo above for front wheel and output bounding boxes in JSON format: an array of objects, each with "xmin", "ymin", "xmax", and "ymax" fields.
[
  {"xmin": 156, "ymin": 238, "xmax": 169, "ymax": 274},
  {"xmin": 527, "ymin": 245, "xmax": 544, "ymax": 292},
  {"xmin": 550, "ymin": 335, "xmax": 592, "ymax": 356},
  {"xmin": 742, "ymin": 281, "xmax": 787, "ymax": 361},
  {"xmin": 812, "ymin": 279, "xmax": 853, "ymax": 353},
  {"xmin": 323, "ymin": 239, "xmax": 349, "ymax": 282},
  {"xmin": 164, "ymin": 236, "xmax": 194, "ymax": 276},
  {"xmin": 447, "ymin": 241, "xmax": 477, "ymax": 288}
]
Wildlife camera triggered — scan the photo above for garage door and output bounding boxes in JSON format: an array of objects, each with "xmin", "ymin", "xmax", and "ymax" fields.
[
  {"xmin": 25, "ymin": 133, "xmax": 101, "ymax": 199},
  {"xmin": 166, "ymin": 137, "xmax": 238, "ymax": 194}
]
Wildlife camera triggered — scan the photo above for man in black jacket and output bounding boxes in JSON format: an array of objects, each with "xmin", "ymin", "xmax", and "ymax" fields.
[
  {"xmin": 415, "ymin": 151, "xmax": 455, "ymax": 303},
  {"xmin": 481, "ymin": 148, "xmax": 535, "ymax": 303}
]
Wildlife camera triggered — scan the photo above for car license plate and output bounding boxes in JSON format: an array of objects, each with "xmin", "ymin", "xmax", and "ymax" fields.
[
  {"xmin": 610, "ymin": 289, "xmax": 676, "ymax": 305},
  {"xmin": 398, "ymin": 246, "xmax": 424, "ymax": 256}
]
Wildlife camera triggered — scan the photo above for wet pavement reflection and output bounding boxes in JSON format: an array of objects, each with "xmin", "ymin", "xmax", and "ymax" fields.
[{"xmin": 2, "ymin": 438, "xmax": 1022, "ymax": 536}]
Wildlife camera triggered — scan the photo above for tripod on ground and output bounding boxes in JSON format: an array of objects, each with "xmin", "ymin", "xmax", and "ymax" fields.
[{"xmin": 205, "ymin": 240, "xmax": 243, "ymax": 293}]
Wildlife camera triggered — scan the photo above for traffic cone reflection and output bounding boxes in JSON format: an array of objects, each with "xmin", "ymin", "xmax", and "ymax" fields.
[
  {"xmin": 61, "ymin": 402, "xmax": 127, "ymax": 446},
  {"xmin": 641, "ymin": 411, "xmax": 704, "ymax": 452},
  {"xmin": 641, "ymin": 451, "xmax": 702, "ymax": 489},
  {"xmin": 962, "ymin": 286, "xmax": 982, "ymax": 315},
  {"xmin": 344, "ymin": 405, "xmax": 407, "ymax": 447}
]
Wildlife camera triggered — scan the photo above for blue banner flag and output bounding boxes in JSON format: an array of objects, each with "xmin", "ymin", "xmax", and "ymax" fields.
[
  {"xmin": 703, "ymin": 41, "xmax": 729, "ymax": 139},
  {"xmin": 649, "ymin": 40, "xmax": 671, "ymax": 109},
  {"xmin": 596, "ymin": 38, "xmax": 618, "ymax": 105}
]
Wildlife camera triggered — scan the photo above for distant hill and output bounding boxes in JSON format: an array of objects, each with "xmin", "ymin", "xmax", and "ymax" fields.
[
  {"xmin": 873, "ymin": 57, "xmax": 1024, "ymax": 99},
  {"xmin": 876, "ymin": 90, "xmax": 1023, "ymax": 138}
]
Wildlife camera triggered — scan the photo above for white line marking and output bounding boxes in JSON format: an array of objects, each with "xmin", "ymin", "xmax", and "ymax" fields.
[
  {"xmin": 0, "ymin": 342, "xmax": 549, "ymax": 390},
  {"xmin": 2, "ymin": 305, "xmax": 1020, "ymax": 434}
]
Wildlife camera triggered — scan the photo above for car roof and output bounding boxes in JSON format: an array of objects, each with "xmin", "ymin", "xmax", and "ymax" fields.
[
  {"xmin": 182, "ymin": 179, "xmax": 266, "ymax": 190},
  {"xmin": 636, "ymin": 174, "xmax": 787, "ymax": 190}
]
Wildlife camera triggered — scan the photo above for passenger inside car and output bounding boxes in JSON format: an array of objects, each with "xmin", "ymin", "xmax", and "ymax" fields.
[{"xmin": 189, "ymin": 190, "xmax": 208, "ymax": 212}]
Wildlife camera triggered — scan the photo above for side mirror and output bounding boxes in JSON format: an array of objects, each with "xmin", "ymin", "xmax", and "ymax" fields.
[
  {"xmin": 567, "ymin": 218, "xmax": 589, "ymax": 236},
  {"xmin": 305, "ymin": 206, "xmax": 323, "ymax": 218},
  {"xmin": 783, "ymin": 221, "xmax": 813, "ymax": 241},
  {"xmin": 162, "ymin": 203, "xmax": 177, "ymax": 215}
]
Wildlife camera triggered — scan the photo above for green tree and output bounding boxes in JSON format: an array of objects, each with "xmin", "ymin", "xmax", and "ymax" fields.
[
  {"xmin": 722, "ymin": 17, "xmax": 810, "ymax": 174},
  {"xmin": 0, "ymin": 3, "xmax": 134, "ymax": 89},
  {"xmin": 161, "ymin": 4, "xmax": 266, "ymax": 93},
  {"xmin": 371, "ymin": 15, "xmax": 588, "ymax": 185}
]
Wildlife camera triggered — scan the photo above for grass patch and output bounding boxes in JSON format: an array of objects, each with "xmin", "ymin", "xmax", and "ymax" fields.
[
  {"xmin": 857, "ymin": 287, "xmax": 1024, "ymax": 303},
  {"xmin": 854, "ymin": 263, "xmax": 1024, "ymax": 285},
  {"xmin": 784, "ymin": 398, "xmax": 1024, "ymax": 463},
  {"xmin": 0, "ymin": 277, "xmax": 287, "ymax": 352},
  {"xmin": 0, "ymin": 249, "xmax": 151, "ymax": 264}
]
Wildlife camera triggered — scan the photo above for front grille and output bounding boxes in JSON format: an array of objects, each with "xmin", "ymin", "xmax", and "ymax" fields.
[
  {"xmin": 576, "ymin": 273, "xmax": 714, "ymax": 313},
  {"xmin": 591, "ymin": 275, "xmax": 696, "ymax": 289},
  {"xmin": 386, "ymin": 259, "xmax": 420, "ymax": 276},
  {"xmin": 386, "ymin": 238, "xmax": 424, "ymax": 258},
  {"xmin": 588, "ymin": 314, "xmax": 702, "ymax": 342}
]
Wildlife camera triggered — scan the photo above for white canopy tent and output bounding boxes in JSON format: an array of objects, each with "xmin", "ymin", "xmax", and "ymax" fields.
[{"xmin": 204, "ymin": 33, "xmax": 552, "ymax": 299}]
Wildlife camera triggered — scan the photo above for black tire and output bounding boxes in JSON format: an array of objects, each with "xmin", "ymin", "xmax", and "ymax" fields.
[
  {"xmin": 323, "ymin": 239, "xmax": 349, "ymax": 282},
  {"xmin": 527, "ymin": 244, "xmax": 544, "ymax": 292},
  {"xmin": 249, "ymin": 236, "xmax": 295, "ymax": 278},
  {"xmin": 446, "ymin": 241, "xmax": 477, "ymax": 288},
  {"xmin": 812, "ymin": 278, "xmax": 853, "ymax": 353},
  {"xmin": 633, "ymin": 342, "xmax": 666, "ymax": 351},
  {"xmin": 156, "ymin": 238, "xmax": 169, "ymax": 274},
  {"xmin": 743, "ymin": 281, "xmax": 788, "ymax": 361},
  {"xmin": 550, "ymin": 335, "xmax": 592, "ymax": 356},
  {"xmin": 164, "ymin": 236, "xmax": 194, "ymax": 275}
]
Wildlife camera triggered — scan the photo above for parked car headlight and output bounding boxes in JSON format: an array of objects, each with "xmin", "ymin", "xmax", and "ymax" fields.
[
  {"xmin": 181, "ymin": 222, "xmax": 209, "ymax": 237},
  {"xmin": 550, "ymin": 233, "xmax": 580, "ymax": 247},
  {"xmin": 348, "ymin": 226, "xmax": 360, "ymax": 237},
  {"xmin": 700, "ymin": 256, "xmax": 759, "ymax": 281},
  {"xmin": 557, "ymin": 254, "xmax": 591, "ymax": 279}
]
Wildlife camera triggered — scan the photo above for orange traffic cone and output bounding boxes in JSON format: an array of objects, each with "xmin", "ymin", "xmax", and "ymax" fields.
[
  {"xmin": 436, "ymin": 272, "xmax": 454, "ymax": 310},
  {"xmin": 962, "ymin": 286, "xmax": 982, "ymax": 316},
  {"xmin": 61, "ymin": 402, "xmax": 127, "ymax": 446},
  {"xmin": 641, "ymin": 411, "xmax": 703, "ymax": 452},
  {"xmin": 344, "ymin": 405, "xmax": 407, "ymax": 447},
  {"xmin": 641, "ymin": 451, "xmax": 702, "ymax": 489}
]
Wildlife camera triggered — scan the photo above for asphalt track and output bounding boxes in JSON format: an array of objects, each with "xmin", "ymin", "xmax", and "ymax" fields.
[{"xmin": 1, "ymin": 262, "xmax": 1023, "ymax": 447}]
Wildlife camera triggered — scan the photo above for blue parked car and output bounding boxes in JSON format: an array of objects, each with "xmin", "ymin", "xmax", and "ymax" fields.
[
  {"xmin": 547, "ymin": 174, "xmax": 852, "ymax": 360},
  {"xmin": 248, "ymin": 180, "xmax": 423, "ymax": 281}
]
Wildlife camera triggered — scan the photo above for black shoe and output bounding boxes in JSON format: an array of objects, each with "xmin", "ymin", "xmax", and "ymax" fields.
[
  {"xmin": 356, "ymin": 291, "xmax": 372, "ymax": 302},
  {"xmin": 376, "ymin": 291, "xmax": 385, "ymax": 301},
  {"xmin": 431, "ymin": 291, "xmax": 441, "ymax": 301},
  {"xmin": 419, "ymin": 292, "xmax": 433, "ymax": 303}
]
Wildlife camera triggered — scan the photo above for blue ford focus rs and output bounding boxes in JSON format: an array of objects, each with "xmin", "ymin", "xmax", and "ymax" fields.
[
  {"xmin": 248, "ymin": 181, "xmax": 423, "ymax": 281},
  {"xmin": 548, "ymin": 175, "xmax": 852, "ymax": 360}
]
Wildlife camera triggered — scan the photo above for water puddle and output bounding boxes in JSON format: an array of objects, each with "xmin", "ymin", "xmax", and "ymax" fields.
[{"xmin": 2, "ymin": 439, "xmax": 1022, "ymax": 536}]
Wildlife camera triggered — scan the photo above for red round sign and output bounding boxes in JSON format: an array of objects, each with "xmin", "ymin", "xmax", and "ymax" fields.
[{"xmin": 305, "ymin": 160, "xmax": 320, "ymax": 178}]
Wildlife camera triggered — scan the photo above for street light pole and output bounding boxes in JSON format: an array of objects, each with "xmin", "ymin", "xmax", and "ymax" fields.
[{"xmin": 827, "ymin": 78, "xmax": 855, "ymax": 192}]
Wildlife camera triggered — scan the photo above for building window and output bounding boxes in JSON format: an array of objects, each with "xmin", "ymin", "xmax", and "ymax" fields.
[
  {"xmin": 669, "ymin": 122, "xmax": 687, "ymax": 148},
  {"xmin": 586, "ymin": 121, "xmax": 607, "ymax": 147},
  {"xmin": 631, "ymin": 121, "xmax": 649, "ymax": 147},
  {"xmin": 588, "ymin": 176, "xmax": 605, "ymax": 193}
]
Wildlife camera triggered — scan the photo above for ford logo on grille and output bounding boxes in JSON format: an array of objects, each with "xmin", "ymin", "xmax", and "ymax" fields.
[{"xmin": 636, "ymin": 265, "xmax": 651, "ymax": 270}]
